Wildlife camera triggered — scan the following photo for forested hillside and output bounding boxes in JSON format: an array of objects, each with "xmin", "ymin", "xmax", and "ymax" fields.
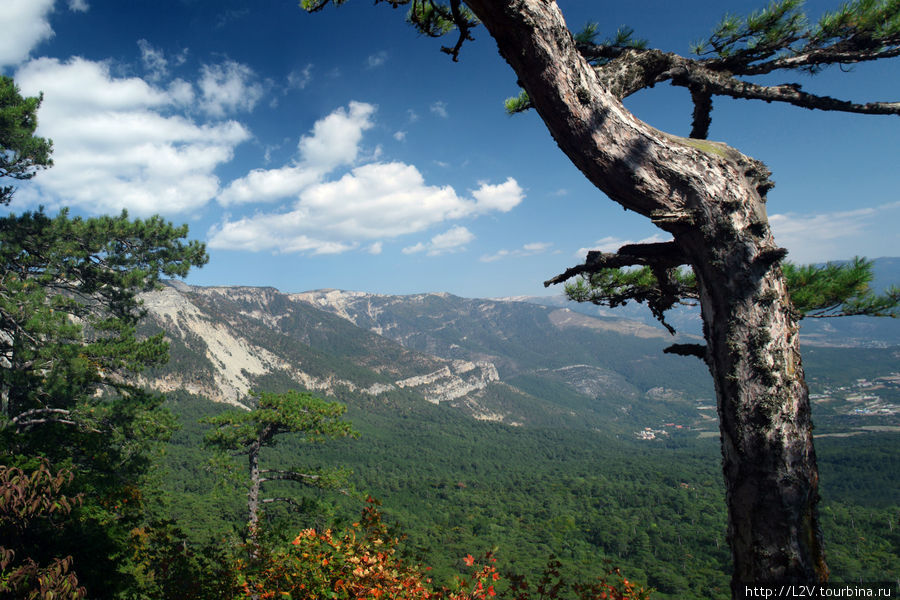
[{"xmin": 137, "ymin": 282, "xmax": 899, "ymax": 599}]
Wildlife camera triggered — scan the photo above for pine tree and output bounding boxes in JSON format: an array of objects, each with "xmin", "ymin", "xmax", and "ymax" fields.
[
  {"xmin": 0, "ymin": 75, "xmax": 52, "ymax": 206},
  {"xmin": 0, "ymin": 75, "xmax": 209, "ymax": 596},
  {"xmin": 204, "ymin": 390, "xmax": 357, "ymax": 542}
]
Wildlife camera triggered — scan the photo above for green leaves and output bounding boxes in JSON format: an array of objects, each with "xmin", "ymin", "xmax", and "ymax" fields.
[
  {"xmin": 693, "ymin": 0, "xmax": 806, "ymax": 59},
  {"xmin": 813, "ymin": 0, "xmax": 900, "ymax": 46},
  {"xmin": 565, "ymin": 266, "xmax": 697, "ymax": 334},
  {"xmin": 692, "ymin": 0, "xmax": 900, "ymax": 73},
  {"xmin": 503, "ymin": 90, "xmax": 532, "ymax": 115},
  {"xmin": 0, "ymin": 209, "xmax": 208, "ymax": 432},
  {"xmin": 783, "ymin": 257, "xmax": 900, "ymax": 318}
]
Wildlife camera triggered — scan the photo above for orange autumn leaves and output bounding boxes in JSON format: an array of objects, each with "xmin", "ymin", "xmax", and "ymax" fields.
[{"xmin": 235, "ymin": 499, "xmax": 651, "ymax": 600}]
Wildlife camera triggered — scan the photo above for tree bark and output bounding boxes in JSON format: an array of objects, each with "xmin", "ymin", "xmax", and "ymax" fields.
[
  {"xmin": 247, "ymin": 438, "xmax": 261, "ymax": 535},
  {"xmin": 463, "ymin": 0, "xmax": 827, "ymax": 592}
]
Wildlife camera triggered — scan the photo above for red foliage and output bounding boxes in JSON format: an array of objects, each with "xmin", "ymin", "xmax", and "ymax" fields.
[{"xmin": 236, "ymin": 498, "xmax": 653, "ymax": 600}]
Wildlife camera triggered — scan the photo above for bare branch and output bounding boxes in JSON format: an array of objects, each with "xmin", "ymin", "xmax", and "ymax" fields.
[
  {"xmin": 260, "ymin": 496, "xmax": 304, "ymax": 508},
  {"xmin": 259, "ymin": 469, "xmax": 321, "ymax": 484},
  {"xmin": 664, "ymin": 343, "xmax": 708, "ymax": 360},
  {"xmin": 690, "ymin": 87, "xmax": 714, "ymax": 139},
  {"xmin": 7, "ymin": 407, "xmax": 100, "ymax": 433},
  {"xmin": 671, "ymin": 65, "xmax": 900, "ymax": 117}
]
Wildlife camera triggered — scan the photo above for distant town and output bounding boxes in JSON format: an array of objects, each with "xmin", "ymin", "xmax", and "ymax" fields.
[{"xmin": 635, "ymin": 372, "xmax": 900, "ymax": 440}]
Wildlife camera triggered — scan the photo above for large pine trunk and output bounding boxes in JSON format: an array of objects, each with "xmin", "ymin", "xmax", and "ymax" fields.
[
  {"xmin": 464, "ymin": 0, "xmax": 829, "ymax": 592},
  {"xmin": 680, "ymin": 189, "xmax": 828, "ymax": 589}
]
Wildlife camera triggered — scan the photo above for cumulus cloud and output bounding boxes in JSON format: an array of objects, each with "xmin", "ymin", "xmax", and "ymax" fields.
[
  {"xmin": 769, "ymin": 201, "xmax": 900, "ymax": 264},
  {"xmin": 1, "ymin": 0, "xmax": 56, "ymax": 68},
  {"xmin": 210, "ymin": 162, "xmax": 520, "ymax": 252},
  {"xmin": 217, "ymin": 101, "xmax": 375, "ymax": 206},
  {"xmin": 297, "ymin": 101, "xmax": 375, "ymax": 170},
  {"xmin": 13, "ymin": 56, "xmax": 250, "ymax": 216},
  {"xmin": 481, "ymin": 241, "xmax": 552, "ymax": 262},
  {"xmin": 403, "ymin": 226, "xmax": 474, "ymax": 256},
  {"xmin": 198, "ymin": 60, "xmax": 264, "ymax": 117},
  {"xmin": 68, "ymin": 0, "xmax": 89, "ymax": 12},
  {"xmin": 209, "ymin": 103, "xmax": 523, "ymax": 255}
]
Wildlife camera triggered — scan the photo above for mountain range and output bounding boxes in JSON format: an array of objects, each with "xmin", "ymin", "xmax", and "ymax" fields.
[{"xmin": 139, "ymin": 259, "xmax": 899, "ymax": 435}]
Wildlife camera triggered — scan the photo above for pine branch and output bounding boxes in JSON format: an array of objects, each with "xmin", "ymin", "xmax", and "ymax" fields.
[
  {"xmin": 546, "ymin": 242, "xmax": 694, "ymax": 334},
  {"xmin": 7, "ymin": 407, "xmax": 100, "ymax": 433},
  {"xmin": 544, "ymin": 241, "xmax": 687, "ymax": 286},
  {"xmin": 732, "ymin": 39, "xmax": 900, "ymax": 75},
  {"xmin": 664, "ymin": 343, "xmax": 708, "ymax": 360},
  {"xmin": 259, "ymin": 469, "xmax": 322, "ymax": 484},
  {"xmin": 671, "ymin": 65, "xmax": 900, "ymax": 117}
]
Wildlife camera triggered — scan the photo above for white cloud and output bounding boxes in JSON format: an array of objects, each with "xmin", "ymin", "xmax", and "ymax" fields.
[
  {"xmin": 68, "ymin": 0, "xmax": 89, "ymax": 12},
  {"xmin": 217, "ymin": 101, "xmax": 375, "ymax": 206},
  {"xmin": 480, "ymin": 241, "xmax": 552, "ymax": 262},
  {"xmin": 769, "ymin": 202, "xmax": 900, "ymax": 264},
  {"xmin": 14, "ymin": 56, "xmax": 250, "ymax": 216},
  {"xmin": 210, "ymin": 162, "xmax": 521, "ymax": 252},
  {"xmin": 198, "ymin": 60, "xmax": 264, "ymax": 117},
  {"xmin": 138, "ymin": 39, "xmax": 168, "ymax": 81},
  {"xmin": 218, "ymin": 165, "xmax": 322, "ymax": 206},
  {"xmin": 403, "ymin": 226, "xmax": 474, "ymax": 256},
  {"xmin": 298, "ymin": 101, "xmax": 375, "ymax": 170},
  {"xmin": 471, "ymin": 178, "xmax": 524, "ymax": 213},
  {"xmin": 393, "ymin": 131, "xmax": 406, "ymax": 142},
  {"xmin": 430, "ymin": 101, "xmax": 448, "ymax": 118},
  {"xmin": 167, "ymin": 78, "xmax": 195, "ymax": 105},
  {"xmin": 0, "ymin": 0, "xmax": 55, "ymax": 68},
  {"xmin": 366, "ymin": 51, "xmax": 388, "ymax": 68},
  {"xmin": 368, "ymin": 241, "xmax": 383, "ymax": 255},
  {"xmin": 575, "ymin": 234, "xmax": 670, "ymax": 258},
  {"xmin": 209, "ymin": 103, "xmax": 524, "ymax": 255},
  {"xmin": 287, "ymin": 64, "xmax": 312, "ymax": 90}
]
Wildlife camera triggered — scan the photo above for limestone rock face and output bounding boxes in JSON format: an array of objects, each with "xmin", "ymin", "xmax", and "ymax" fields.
[{"xmin": 139, "ymin": 283, "xmax": 508, "ymax": 418}]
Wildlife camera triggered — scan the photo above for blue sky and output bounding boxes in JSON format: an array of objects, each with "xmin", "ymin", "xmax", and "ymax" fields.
[{"xmin": 2, "ymin": 0, "xmax": 898, "ymax": 298}]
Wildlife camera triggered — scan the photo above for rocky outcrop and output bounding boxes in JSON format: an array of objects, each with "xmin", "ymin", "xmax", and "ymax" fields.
[
  {"xmin": 139, "ymin": 283, "xmax": 503, "ymax": 411},
  {"xmin": 396, "ymin": 360, "xmax": 499, "ymax": 404}
]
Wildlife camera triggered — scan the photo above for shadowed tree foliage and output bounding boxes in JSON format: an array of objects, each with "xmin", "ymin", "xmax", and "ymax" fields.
[
  {"xmin": 0, "ymin": 460, "xmax": 85, "ymax": 600},
  {"xmin": 1, "ymin": 73, "xmax": 210, "ymax": 597},
  {"xmin": 0, "ymin": 209, "xmax": 208, "ymax": 595},
  {"xmin": 303, "ymin": 0, "xmax": 900, "ymax": 593}
]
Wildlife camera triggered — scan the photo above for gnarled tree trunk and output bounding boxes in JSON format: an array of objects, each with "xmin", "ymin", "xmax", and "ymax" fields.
[{"xmin": 463, "ymin": 0, "xmax": 828, "ymax": 591}]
